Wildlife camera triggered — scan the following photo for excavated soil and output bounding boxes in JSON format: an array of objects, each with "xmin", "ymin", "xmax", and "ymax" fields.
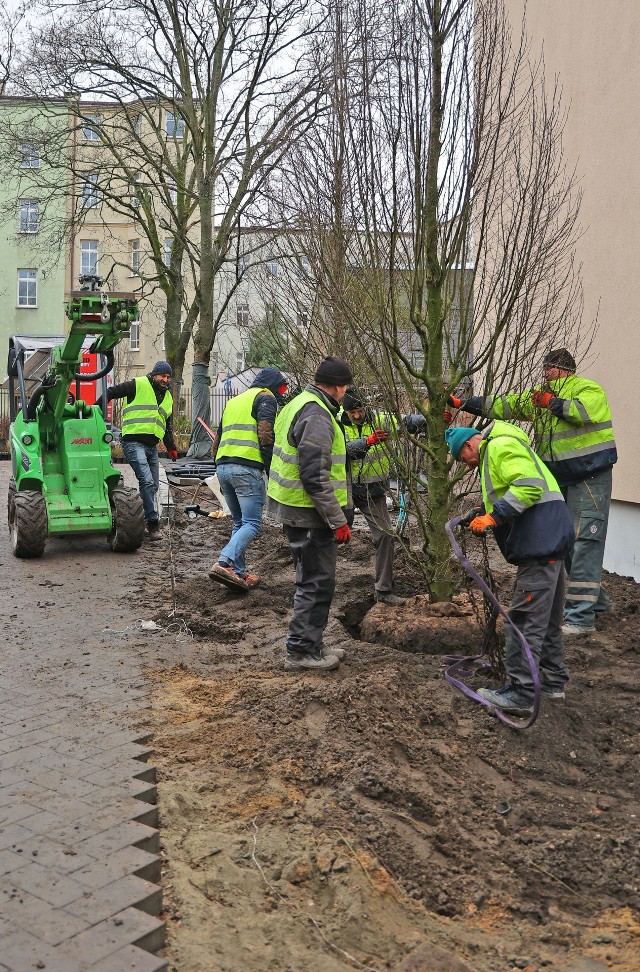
[{"xmin": 139, "ymin": 499, "xmax": 640, "ymax": 972}]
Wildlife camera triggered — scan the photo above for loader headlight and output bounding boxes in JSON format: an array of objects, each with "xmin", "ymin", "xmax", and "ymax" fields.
[
  {"xmin": 21, "ymin": 434, "xmax": 33, "ymax": 445},
  {"xmin": 103, "ymin": 432, "xmax": 114, "ymax": 443}
]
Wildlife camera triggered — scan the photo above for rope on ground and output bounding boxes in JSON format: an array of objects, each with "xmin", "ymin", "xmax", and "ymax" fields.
[{"xmin": 103, "ymin": 618, "xmax": 193, "ymax": 640}]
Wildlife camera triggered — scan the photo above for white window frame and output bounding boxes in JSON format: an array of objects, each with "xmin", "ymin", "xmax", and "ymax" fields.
[
  {"xmin": 133, "ymin": 114, "xmax": 142, "ymax": 136},
  {"xmin": 166, "ymin": 175, "xmax": 177, "ymax": 205},
  {"xmin": 237, "ymin": 254, "xmax": 249, "ymax": 279},
  {"xmin": 80, "ymin": 240, "xmax": 98, "ymax": 276},
  {"xmin": 166, "ymin": 112, "xmax": 185, "ymax": 139},
  {"xmin": 131, "ymin": 179, "xmax": 140, "ymax": 209},
  {"xmin": 266, "ymin": 259, "xmax": 278, "ymax": 279},
  {"xmin": 82, "ymin": 173, "xmax": 99, "ymax": 209},
  {"xmin": 17, "ymin": 269, "xmax": 37, "ymax": 308},
  {"xmin": 20, "ymin": 143, "xmax": 40, "ymax": 168},
  {"xmin": 164, "ymin": 238, "xmax": 172, "ymax": 268},
  {"xmin": 129, "ymin": 320, "xmax": 140, "ymax": 352},
  {"xmin": 83, "ymin": 115, "xmax": 101, "ymax": 141},
  {"xmin": 18, "ymin": 199, "xmax": 39, "ymax": 234},
  {"xmin": 130, "ymin": 239, "xmax": 140, "ymax": 275},
  {"xmin": 236, "ymin": 351, "xmax": 244, "ymax": 372},
  {"xmin": 236, "ymin": 303, "xmax": 250, "ymax": 329}
]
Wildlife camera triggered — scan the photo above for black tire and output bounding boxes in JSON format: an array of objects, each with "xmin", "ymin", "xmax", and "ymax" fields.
[
  {"xmin": 9, "ymin": 489, "xmax": 48, "ymax": 558},
  {"xmin": 8, "ymin": 477, "xmax": 16, "ymax": 526},
  {"xmin": 108, "ymin": 486, "xmax": 145, "ymax": 552}
]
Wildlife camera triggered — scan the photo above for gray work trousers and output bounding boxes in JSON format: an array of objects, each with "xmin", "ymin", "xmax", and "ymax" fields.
[
  {"xmin": 284, "ymin": 525, "xmax": 337, "ymax": 657},
  {"xmin": 356, "ymin": 492, "xmax": 395, "ymax": 594},
  {"xmin": 505, "ymin": 559, "xmax": 568, "ymax": 702},
  {"xmin": 563, "ymin": 468, "xmax": 612, "ymax": 627}
]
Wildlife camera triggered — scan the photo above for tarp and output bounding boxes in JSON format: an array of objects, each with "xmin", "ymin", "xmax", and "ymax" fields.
[{"xmin": 186, "ymin": 362, "xmax": 212, "ymax": 458}]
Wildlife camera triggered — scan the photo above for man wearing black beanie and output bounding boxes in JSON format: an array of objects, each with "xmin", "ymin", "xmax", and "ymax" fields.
[{"xmin": 267, "ymin": 356, "xmax": 353, "ymax": 671}]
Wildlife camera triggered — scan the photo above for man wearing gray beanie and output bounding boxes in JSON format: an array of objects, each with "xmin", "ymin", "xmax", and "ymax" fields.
[
  {"xmin": 267, "ymin": 356, "xmax": 353, "ymax": 671},
  {"xmin": 107, "ymin": 360, "xmax": 178, "ymax": 540},
  {"xmin": 449, "ymin": 348, "xmax": 617, "ymax": 637}
]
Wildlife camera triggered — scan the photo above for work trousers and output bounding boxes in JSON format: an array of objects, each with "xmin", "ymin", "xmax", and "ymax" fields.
[
  {"xmin": 122, "ymin": 440, "xmax": 160, "ymax": 525},
  {"xmin": 284, "ymin": 525, "xmax": 338, "ymax": 658},
  {"xmin": 506, "ymin": 559, "xmax": 568, "ymax": 702},
  {"xmin": 563, "ymin": 468, "xmax": 612, "ymax": 627},
  {"xmin": 355, "ymin": 491, "xmax": 395, "ymax": 594}
]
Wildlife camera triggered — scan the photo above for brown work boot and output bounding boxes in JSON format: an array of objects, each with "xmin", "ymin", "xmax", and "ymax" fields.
[
  {"xmin": 209, "ymin": 563, "xmax": 249, "ymax": 591},
  {"xmin": 147, "ymin": 521, "xmax": 163, "ymax": 541},
  {"xmin": 243, "ymin": 574, "xmax": 261, "ymax": 589}
]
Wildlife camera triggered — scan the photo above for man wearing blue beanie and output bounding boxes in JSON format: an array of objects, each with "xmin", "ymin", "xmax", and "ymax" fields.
[
  {"xmin": 107, "ymin": 360, "xmax": 177, "ymax": 539},
  {"xmin": 445, "ymin": 420, "xmax": 575, "ymax": 717}
]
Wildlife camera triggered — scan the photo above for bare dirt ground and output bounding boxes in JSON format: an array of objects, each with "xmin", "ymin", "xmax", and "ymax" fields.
[{"xmin": 138, "ymin": 495, "xmax": 640, "ymax": 972}]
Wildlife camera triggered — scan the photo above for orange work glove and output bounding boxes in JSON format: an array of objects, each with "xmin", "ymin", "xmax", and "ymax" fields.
[
  {"xmin": 168, "ymin": 449, "xmax": 178, "ymax": 461},
  {"xmin": 531, "ymin": 390, "xmax": 554, "ymax": 409},
  {"xmin": 470, "ymin": 513, "xmax": 497, "ymax": 535},
  {"xmin": 366, "ymin": 429, "xmax": 388, "ymax": 446},
  {"xmin": 448, "ymin": 394, "xmax": 462, "ymax": 409},
  {"xmin": 334, "ymin": 524, "xmax": 351, "ymax": 544}
]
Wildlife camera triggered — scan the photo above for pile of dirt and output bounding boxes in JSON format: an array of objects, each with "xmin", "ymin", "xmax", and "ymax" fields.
[{"xmin": 140, "ymin": 504, "xmax": 640, "ymax": 972}]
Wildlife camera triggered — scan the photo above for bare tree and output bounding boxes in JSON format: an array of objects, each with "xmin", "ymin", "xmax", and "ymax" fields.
[{"xmin": 276, "ymin": 0, "xmax": 584, "ymax": 599}]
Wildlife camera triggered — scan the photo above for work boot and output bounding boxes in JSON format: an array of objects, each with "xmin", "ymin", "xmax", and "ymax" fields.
[
  {"xmin": 375, "ymin": 592, "xmax": 406, "ymax": 606},
  {"xmin": 209, "ymin": 563, "xmax": 249, "ymax": 591},
  {"xmin": 284, "ymin": 652, "xmax": 340, "ymax": 672},
  {"xmin": 561, "ymin": 623, "xmax": 596, "ymax": 637},
  {"xmin": 540, "ymin": 685, "xmax": 566, "ymax": 700},
  {"xmin": 320, "ymin": 643, "xmax": 347, "ymax": 661},
  {"xmin": 147, "ymin": 521, "xmax": 163, "ymax": 541},
  {"xmin": 477, "ymin": 685, "xmax": 533, "ymax": 717},
  {"xmin": 243, "ymin": 574, "xmax": 261, "ymax": 589}
]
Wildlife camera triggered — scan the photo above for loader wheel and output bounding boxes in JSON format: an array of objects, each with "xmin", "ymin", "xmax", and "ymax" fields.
[
  {"xmin": 8, "ymin": 477, "xmax": 16, "ymax": 526},
  {"xmin": 108, "ymin": 486, "xmax": 145, "ymax": 552},
  {"xmin": 9, "ymin": 489, "xmax": 47, "ymax": 558}
]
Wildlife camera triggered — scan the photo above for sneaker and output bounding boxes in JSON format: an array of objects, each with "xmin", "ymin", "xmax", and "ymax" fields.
[
  {"xmin": 209, "ymin": 563, "xmax": 249, "ymax": 591},
  {"xmin": 243, "ymin": 574, "xmax": 261, "ymax": 589},
  {"xmin": 540, "ymin": 685, "xmax": 566, "ymax": 700},
  {"xmin": 477, "ymin": 685, "xmax": 534, "ymax": 716},
  {"xmin": 320, "ymin": 644, "xmax": 347, "ymax": 661},
  {"xmin": 147, "ymin": 521, "xmax": 163, "ymax": 541},
  {"xmin": 375, "ymin": 592, "xmax": 406, "ymax": 606},
  {"xmin": 562, "ymin": 623, "xmax": 596, "ymax": 637},
  {"xmin": 284, "ymin": 652, "xmax": 340, "ymax": 672}
]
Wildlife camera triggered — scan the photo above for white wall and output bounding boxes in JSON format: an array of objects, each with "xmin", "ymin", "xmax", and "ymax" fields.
[{"xmin": 604, "ymin": 501, "xmax": 640, "ymax": 583}]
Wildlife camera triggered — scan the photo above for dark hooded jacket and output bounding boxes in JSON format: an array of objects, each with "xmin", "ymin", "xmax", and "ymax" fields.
[{"xmin": 215, "ymin": 367, "xmax": 286, "ymax": 473}]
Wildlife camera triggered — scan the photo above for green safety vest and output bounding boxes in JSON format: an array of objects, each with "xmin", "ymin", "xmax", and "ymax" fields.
[
  {"xmin": 216, "ymin": 387, "xmax": 273, "ymax": 465},
  {"xmin": 267, "ymin": 390, "xmax": 348, "ymax": 508},
  {"xmin": 478, "ymin": 375, "xmax": 616, "ymax": 482},
  {"xmin": 122, "ymin": 377, "xmax": 172, "ymax": 439},
  {"xmin": 342, "ymin": 411, "xmax": 397, "ymax": 484},
  {"xmin": 479, "ymin": 420, "xmax": 564, "ymax": 515}
]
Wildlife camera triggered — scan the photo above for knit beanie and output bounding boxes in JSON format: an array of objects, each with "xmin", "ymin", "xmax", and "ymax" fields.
[
  {"xmin": 445, "ymin": 426, "xmax": 480, "ymax": 460},
  {"xmin": 543, "ymin": 348, "xmax": 576, "ymax": 372},
  {"xmin": 314, "ymin": 356, "xmax": 353, "ymax": 386},
  {"xmin": 251, "ymin": 367, "xmax": 287, "ymax": 394},
  {"xmin": 342, "ymin": 386, "xmax": 365, "ymax": 411},
  {"xmin": 149, "ymin": 359, "xmax": 173, "ymax": 377}
]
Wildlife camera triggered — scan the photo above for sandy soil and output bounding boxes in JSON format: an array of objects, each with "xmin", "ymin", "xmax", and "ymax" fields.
[{"xmin": 139, "ymin": 498, "xmax": 640, "ymax": 972}]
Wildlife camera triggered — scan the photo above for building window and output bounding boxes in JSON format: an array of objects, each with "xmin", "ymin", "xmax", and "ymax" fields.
[
  {"xmin": 80, "ymin": 240, "xmax": 98, "ymax": 276},
  {"xmin": 164, "ymin": 238, "xmax": 172, "ymax": 268},
  {"xmin": 237, "ymin": 254, "xmax": 249, "ymax": 279},
  {"xmin": 131, "ymin": 179, "xmax": 140, "ymax": 209},
  {"xmin": 18, "ymin": 199, "xmax": 39, "ymax": 234},
  {"xmin": 236, "ymin": 351, "xmax": 244, "ymax": 372},
  {"xmin": 266, "ymin": 259, "xmax": 278, "ymax": 279},
  {"xmin": 211, "ymin": 351, "xmax": 219, "ymax": 375},
  {"xmin": 133, "ymin": 114, "xmax": 142, "ymax": 136},
  {"xmin": 83, "ymin": 116, "xmax": 101, "ymax": 140},
  {"xmin": 130, "ymin": 240, "xmax": 140, "ymax": 275},
  {"xmin": 299, "ymin": 256, "xmax": 310, "ymax": 275},
  {"xmin": 166, "ymin": 112, "xmax": 185, "ymax": 139},
  {"xmin": 236, "ymin": 303, "xmax": 250, "ymax": 328},
  {"xmin": 296, "ymin": 309, "xmax": 309, "ymax": 330},
  {"xmin": 166, "ymin": 175, "xmax": 177, "ymax": 205},
  {"xmin": 17, "ymin": 269, "xmax": 37, "ymax": 307},
  {"xmin": 82, "ymin": 173, "xmax": 98, "ymax": 208},
  {"xmin": 20, "ymin": 143, "xmax": 40, "ymax": 168},
  {"xmin": 129, "ymin": 320, "xmax": 140, "ymax": 351}
]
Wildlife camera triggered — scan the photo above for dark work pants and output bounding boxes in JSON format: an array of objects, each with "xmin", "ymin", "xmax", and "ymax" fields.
[
  {"xmin": 563, "ymin": 468, "xmax": 613, "ymax": 627},
  {"xmin": 284, "ymin": 525, "xmax": 338, "ymax": 657},
  {"xmin": 505, "ymin": 559, "xmax": 568, "ymax": 701},
  {"xmin": 356, "ymin": 492, "xmax": 395, "ymax": 593}
]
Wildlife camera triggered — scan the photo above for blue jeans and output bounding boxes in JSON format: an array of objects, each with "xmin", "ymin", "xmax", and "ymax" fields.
[
  {"xmin": 563, "ymin": 468, "xmax": 612, "ymax": 627},
  {"xmin": 216, "ymin": 463, "xmax": 265, "ymax": 576},
  {"xmin": 122, "ymin": 440, "xmax": 159, "ymax": 524}
]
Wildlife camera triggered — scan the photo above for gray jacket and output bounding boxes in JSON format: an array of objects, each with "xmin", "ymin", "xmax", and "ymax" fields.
[{"xmin": 266, "ymin": 384, "xmax": 352, "ymax": 529}]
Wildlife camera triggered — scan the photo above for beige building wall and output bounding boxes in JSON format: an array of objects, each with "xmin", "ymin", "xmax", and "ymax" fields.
[{"xmin": 505, "ymin": 1, "xmax": 640, "ymax": 577}]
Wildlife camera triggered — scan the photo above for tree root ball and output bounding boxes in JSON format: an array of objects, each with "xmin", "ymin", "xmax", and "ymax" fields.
[{"xmin": 360, "ymin": 593, "xmax": 488, "ymax": 655}]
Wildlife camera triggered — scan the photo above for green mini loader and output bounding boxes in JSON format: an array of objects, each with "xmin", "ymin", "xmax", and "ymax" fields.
[{"xmin": 7, "ymin": 276, "xmax": 145, "ymax": 558}]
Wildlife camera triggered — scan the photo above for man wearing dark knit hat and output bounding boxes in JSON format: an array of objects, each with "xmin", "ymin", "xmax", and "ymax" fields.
[
  {"xmin": 107, "ymin": 360, "xmax": 177, "ymax": 540},
  {"xmin": 448, "ymin": 348, "xmax": 617, "ymax": 636},
  {"xmin": 267, "ymin": 356, "xmax": 353, "ymax": 671}
]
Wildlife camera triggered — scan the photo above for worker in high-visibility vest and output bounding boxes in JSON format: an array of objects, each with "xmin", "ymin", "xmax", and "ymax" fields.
[
  {"xmin": 267, "ymin": 356, "xmax": 353, "ymax": 672},
  {"xmin": 209, "ymin": 367, "xmax": 288, "ymax": 592}
]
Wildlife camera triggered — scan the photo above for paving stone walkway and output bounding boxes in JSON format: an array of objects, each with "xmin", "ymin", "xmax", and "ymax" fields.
[{"xmin": 0, "ymin": 463, "xmax": 167, "ymax": 972}]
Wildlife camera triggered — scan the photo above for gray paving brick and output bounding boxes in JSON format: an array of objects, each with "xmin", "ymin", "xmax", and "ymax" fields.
[
  {"xmin": 0, "ymin": 822, "xmax": 36, "ymax": 851},
  {"xmin": 0, "ymin": 781, "xmax": 52, "ymax": 810},
  {"xmin": 0, "ymin": 926, "xmax": 84, "ymax": 972},
  {"xmin": 0, "ymin": 801, "xmax": 41, "ymax": 826},
  {"xmin": 62, "ymin": 908, "xmax": 165, "ymax": 965},
  {"xmin": 88, "ymin": 944, "xmax": 168, "ymax": 972},
  {"xmin": 65, "ymin": 874, "xmax": 162, "ymax": 924},
  {"xmin": 0, "ymin": 848, "xmax": 26, "ymax": 878},
  {"xmin": 0, "ymin": 884, "xmax": 91, "ymax": 945},
  {"xmin": 78, "ymin": 821, "xmax": 160, "ymax": 858},
  {"xmin": 15, "ymin": 835, "xmax": 97, "ymax": 874},
  {"xmin": 72, "ymin": 848, "xmax": 161, "ymax": 890},
  {"xmin": 9, "ymin": 861, "xmax": 88, "ymax": 907}
]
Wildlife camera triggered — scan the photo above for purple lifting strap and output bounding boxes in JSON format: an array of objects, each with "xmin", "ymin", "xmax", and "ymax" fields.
[{"xmin": 444, "ymin": 515, "xmax": 541, "ymax": 730}]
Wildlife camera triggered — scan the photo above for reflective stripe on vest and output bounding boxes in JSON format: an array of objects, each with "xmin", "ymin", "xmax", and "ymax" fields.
[
  {"xmin": 267, "ymin": 390, "xmax": 347, "ymax": 508},
  {"xmin": 121, "ymin": 377, "xmax": 172, "ymax": 438},
  {"xmin": 216, "ymin": 387, "xmax": 273, "ymax": 465},
  {"xmin": 480, "ymin": 422, "xmax": 564, "ymax": 514},
  {"xmin": 343, "ymin": 411, "xmax": 397, "ymax": 484}
]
